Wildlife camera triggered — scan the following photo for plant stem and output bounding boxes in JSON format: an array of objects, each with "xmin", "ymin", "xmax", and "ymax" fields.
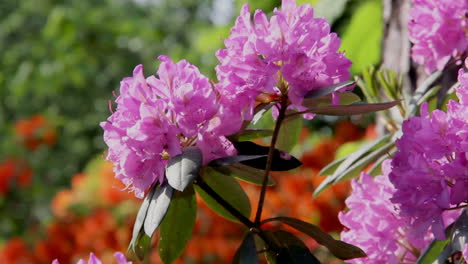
[
  {"xmin": 254, "ymin": 98, "xmax": 288, "ymax": 225},
  {"xmin": 194, "ymin": 177, "xmax": 255, "ymax": 228}
]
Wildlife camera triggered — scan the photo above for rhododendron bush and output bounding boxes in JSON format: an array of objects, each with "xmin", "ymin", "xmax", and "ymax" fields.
[{"xmin": 2, "ymin": 0, "xmax": 468, "ymax": 263}]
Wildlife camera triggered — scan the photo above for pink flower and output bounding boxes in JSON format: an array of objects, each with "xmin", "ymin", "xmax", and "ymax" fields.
[
  {"xmin": 101, "ymin": 57, "xmax": 237, "ymax": 198},
  {"xmin": 339, "ymin": 161, "xmax": 430, "ymax": 264},
  {"xmin": 390, "ymin": 99, "xmax": 468, "ymax": 239},
  {"xmin": 215, "ymin": 0, "xmax": 351, "ymax": 120},
  {"xmin": 409, "ymin": 0, "xmax": 468, "ymax": 73},
  {"xmin": 52, "ymin": 252, "xmax": 131, "ymax": 264}
]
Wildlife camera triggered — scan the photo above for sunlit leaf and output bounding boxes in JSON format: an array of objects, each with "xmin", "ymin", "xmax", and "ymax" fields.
[
  {"xmin": 144, "ymin": 184, "xmax": 174, "ymax": 237},
  {"xmin": 166, "ymin": 147, "xmax": 203, "ymax": 191},
  {"xmin": 158, "ymin": 185, "xmax": 197, "ymax": 264},
  {"xmin": 195, "ymin": 167, "xmax": 251, "ymax": 222}
]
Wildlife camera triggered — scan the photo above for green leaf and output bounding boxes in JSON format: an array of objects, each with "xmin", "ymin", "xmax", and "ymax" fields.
[
  {"xmin": 195, "ymin": 167, "xmax": 251, "ymax": 222},
  {"xmin": 215, "ymin": 163, "xmax": 275, "ymax": 186},
  {"xmin": 303, "ymin": 92, "xmax": 361, "ymax": 108},
  {"xmin": 264, "ymin": 217, "xmax": 366, "ymax": 260},
  {"xmin": 314, "ymin": 134, "xmax": 391, "ymax": 196},
  {"xmin": 233, "ymin": 141, "xmax": 302, "ymax": 171},
  {"xmin": 158, "ymin": 185, "xmax": 197, "ymax": 264},
  {"xmin": 133, "ymin": 234, "xmax": 152, "ymax": 261},
  {"xmin": 232, "ymin": 232, "xmax": 259, "ymax": 264},
  {"xmin": 232, "ymin": 129, "xmax": 274, "ymax": 141},
  {"xmin": 304, "ymin": 80, "xmax": 355, "ymax": 99},
  {"xmin": 318, "ymin": 156, "xmax": 347, "ymax": 176},
  {"xmin": 339, "ymin": 0, "xmax": 383, "ymax": 74},
  {"xmin": 290, "ymin": 100, "xmax": 401, "ymax": 117},
  {"xmin": 264, "ymin": 230, "xmax": 320, "ymax": 264},
  {"xmin": 209, "ymin": 155, "xmax": 268, "ymax": 167},
  {"xmin": 166, "ymin": 146, "xmax": 203, "ymax": 191},
  {"xmin": 416, "ymin": 236, "xmax": 450, "ymax": 264},
  {"xmin": 144, "ymin": 184, "xmax": 174, "ymax": 237},
  {"xmin": 129, "ymin": 184, "xmax": 157, "ymax": 252},
  {"xmin": 276, "ymin": 110, "xmax": 303, "ymax": 152}
]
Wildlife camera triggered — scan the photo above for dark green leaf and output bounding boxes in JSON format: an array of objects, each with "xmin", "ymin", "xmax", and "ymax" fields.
[
  {"xmin": 264, "ymin": 230, "xmax": 320, "ymax": 264},
  {"xmin": 264, "ymin": 217, "xmax": 366, "ymax": 260},
  {"xmin": 144, "ymin": 184, "xmax": 174, "ymax": 237},
  {"xmin": 233, "ymin": 141, "xmax": 302, "ymax": 171},
  {"xmin": 303, "ymin": 92, "xmax": 361, "ymax": 108},
  {"xmin": 129, "ymin": 184, "xmax": 157, "ymax": 251},
  {"xmin": 158, "ymin": 185, "xmax": 197, "ymax": 264},
  {"xmin": 416, "ymin": 235, "xmax": 450, "ymax": 264},
  {"xmin": 304, "ymin": 80, "xmax": 355, "ymax": 99},
  {"xmin": 290, "ymin": 100, "xmax": 401, "ymax": 117},
  {"xmin": 166, "ymin": 146, "xmax": 203, "ymax": 191},
  {"xmin": 232, "ymin": 129, "xmax": 274, "ymax": 141},
  {"xmin": 209, "ymin": 155, "xmax": 268, "ymax": 167},
  {"xmin": 232, "ymin": 232, "xmax": 259, "ymax": 264},
  {"xmin": 276, "ymin": 110, "xmax": 303, "ymax": 152},
  {"xmin": 215, "ymin": 163, "xmax": 275, "ymax": 186},
  {"xmin": 195, "ymin": 167, "xmax": 251, "ymax": 222},
  {"xmin": 133, "ymin": 234, "xmax": 152, "ymax": 261}
]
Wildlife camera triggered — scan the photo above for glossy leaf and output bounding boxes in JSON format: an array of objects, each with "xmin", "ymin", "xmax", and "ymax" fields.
[
  {"xmin": 302, "ymin": 92, "xmax": 361, "ymax": 108},
  {"xmin": 158, "ymin": 185, "xmax": 197, "ymax": 264},
  {"xmin": 233, "ymin": 141, "xmax": 302, "ymax": 171},
  {"xmin": 304, "ymin": 80, "xmax": 355, "ymax": 99},
  {"xmin": 166, "ymin": 146, "xmax": 203, "ymax": 191},
  {"xmin": 265, "ymin": 230, "xmax": 320, "ymax": 264},
  {"xmin": 144, "ymin": 184, "xmax": 174, "ymax": 237},
  {"xmin": 289, "ymin": 100, "xmax": 400, "ymax": 117},
  {"xmin": 214, "ymin": 163, "xmax": 275, "ymax": 186},
  {"xmin": 129, "ymin": 184, "xmax": 157, "ymax": 251},
  {"xmin": 264, "ymin": 217, "xmax": 366, "ymax": 260},
  {"xmin": 195, "ymin": 167, "xmax": 251, "ymax": 222},
  {"xmin": 232, "ymin": 129, "xmax": 273, "ymax": 141},
  {"xmin": 133, "ymin": 234, "xmax": 152, "ymax": 261},
  {"xmin": 276, "ymin": 110, "xmax": 303, "ymax": 152},
  {"xmin": 416, "ymin": 236, "xmax": 450, "ymax": 264},
  {"xmin": 232, "ymin": 232, "xmax": 259, "ymax": 264},
  {"xmin": 209, "ymin": 155, "xmax": 267, "ymax": 167}
]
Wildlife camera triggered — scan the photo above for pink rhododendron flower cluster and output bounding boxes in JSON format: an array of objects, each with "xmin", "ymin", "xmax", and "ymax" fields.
[
  {"xmin": 101, "ymin": 56, "xmax": 236, "ymax": 198},
  {"xmin": 215, "ymin": 0, "xmax": 351, "ymax": 120},
  {"xmin": 341, "ymin": 63, "xmax": 468, "ymax": 261},
  {"xmin": 339, "ymin": 161, "xmax": 431, "ymax": 264},
  {"xmin": 409, "ymin": 0, "xmax": 468, "ymax": 73},
  {"xmin": 390, "ymin": 63, "xmax": 468, "ymax": 239},
  {"xmin": 52, "ymin": 252, "xmax": 131, "ymax": 264}
]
